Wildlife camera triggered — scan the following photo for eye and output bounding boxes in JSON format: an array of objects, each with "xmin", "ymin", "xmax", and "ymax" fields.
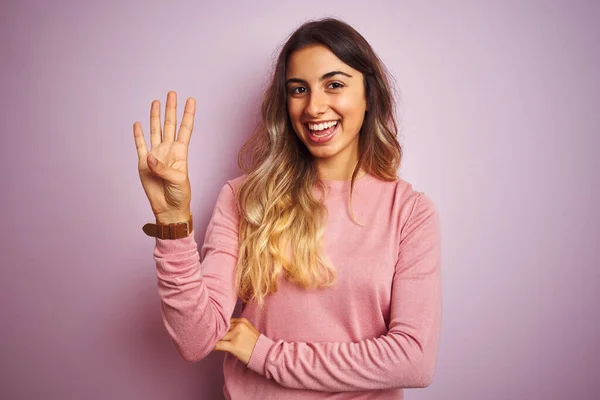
[
  {"xmin": 289, "ymin": 86, "xmax": 307, "ymax": 95},
  {"xmin": 327, "ymin": 82, "xmax": 344, "ymax": 90}
]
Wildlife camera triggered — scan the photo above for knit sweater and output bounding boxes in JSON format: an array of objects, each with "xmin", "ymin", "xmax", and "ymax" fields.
[{"xmin": 153, "ymin": 173, "xmax": 441, "ymax": 399}]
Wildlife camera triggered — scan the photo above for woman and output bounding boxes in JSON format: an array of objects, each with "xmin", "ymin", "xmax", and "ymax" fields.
[{"xmin": 133, "ymin": 18, "xmax": 441, "ymax": 399}]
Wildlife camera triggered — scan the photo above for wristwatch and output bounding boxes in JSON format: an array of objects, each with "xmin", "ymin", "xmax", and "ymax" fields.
[{"xmin": 142, "ymin": 213, "xmax": 193, "ymax": 239}]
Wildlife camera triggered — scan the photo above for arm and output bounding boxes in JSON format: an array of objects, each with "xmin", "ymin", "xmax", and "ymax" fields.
[
  {"xmin": 246, "ymin": 193, "xmax": 442, "ymax": 391},
  {"xmin": 154, "ymin": 182, "xmax": 239, "ymax": 362}
]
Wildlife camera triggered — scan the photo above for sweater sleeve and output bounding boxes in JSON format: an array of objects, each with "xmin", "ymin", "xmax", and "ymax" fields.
[
  {"xmin": 154, "ymin": 182, "xmax": 240, "ymax": 362},
  {"xmin": 246, "ymin": 193, "xmax": 442, "ymax": 391}
]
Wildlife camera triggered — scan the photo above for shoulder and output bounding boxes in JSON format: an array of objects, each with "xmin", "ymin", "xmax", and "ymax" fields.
[
  {"xmin": 210, "ymin": 174, "xmax": 247, "ymax": 215},
  {"xmin": 213, "ymin": 174, "xmax": 249, "ymax": 215},
  {"xmin": 391, "ymin": 179, "xmax": 439, "ymax": 242},
  {"xmin": 391, "ymin": 177, "xmax": 437, "ymax": 214},
  {"xmin": 211, "ymin": 174, "xmax": 247, "ymax": 201},
  {"xmin": 365, "ymin": 175, "xmax": 438, "ymax": 233},
  {"xmin": 224, "ymin": 174, "xmax": 248, "ymax": 193},
  {"xmin": 366, "ymin": 174, "xmax": 434, "ymax": 208}
]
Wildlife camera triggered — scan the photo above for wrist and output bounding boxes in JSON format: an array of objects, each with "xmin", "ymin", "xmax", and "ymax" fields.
[
  {"xmin": 155, "ymin": 210, "xmax": 191, "ymax": 225},
  {"xmin": 143, "ymin": 212, "xmax": 193, "ymax": 239}
]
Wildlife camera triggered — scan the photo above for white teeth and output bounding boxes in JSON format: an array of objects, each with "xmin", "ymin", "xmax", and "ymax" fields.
[{"xmin": 308, "ymin": 120, "xmax": 338, "ymax": 131}]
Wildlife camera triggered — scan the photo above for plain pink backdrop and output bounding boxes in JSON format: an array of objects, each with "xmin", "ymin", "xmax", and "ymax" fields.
[{"xmin": 1, "ymin": 0, "xmax": 599, "ymax": 399}]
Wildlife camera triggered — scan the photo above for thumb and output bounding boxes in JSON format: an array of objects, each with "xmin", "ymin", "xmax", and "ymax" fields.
[
  {"xmin": 147, "ymin": 153, "xmax": 186, "ymax": 185},
  {"xmin": 147, "ymin": 153, "xmax": 164, "ymax": 176}
]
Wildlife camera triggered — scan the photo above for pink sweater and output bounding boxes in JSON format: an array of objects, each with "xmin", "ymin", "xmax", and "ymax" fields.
[{"xmin": 153, "ymin": 174, "xmax": 441, "ymax": 399}]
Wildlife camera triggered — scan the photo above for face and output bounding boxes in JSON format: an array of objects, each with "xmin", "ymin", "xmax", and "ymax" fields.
[{"xmin": 285, "ymin": 44, "xmax": 367, "ymax": 174}]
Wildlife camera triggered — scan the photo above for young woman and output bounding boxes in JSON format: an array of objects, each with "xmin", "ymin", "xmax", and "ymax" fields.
[{"xmin": 133, "ymin": 18, "xmax": 441, "ymax": 400}]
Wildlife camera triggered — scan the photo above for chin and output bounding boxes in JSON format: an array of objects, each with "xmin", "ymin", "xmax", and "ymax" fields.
[
  {"xmin": 297, "ymin": 136, "xmax": 338, "ymax": 158},
  {"xmin": 307, "ymin": 147, "xmax": 339, "ymax": 160}
]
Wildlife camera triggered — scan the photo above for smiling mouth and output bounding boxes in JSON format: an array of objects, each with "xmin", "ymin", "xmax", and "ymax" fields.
[
  {"xmin": 305, "ymin": 120, "xmax": 339, "ymax": 137},
  {"xmin": 303, "ymin": 120, "xmax": 340, "ymax": 144}
]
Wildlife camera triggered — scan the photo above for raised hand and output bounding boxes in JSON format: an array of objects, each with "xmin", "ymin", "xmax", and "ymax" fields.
[{"xmin": 133, "ymin": 91, "xmax": 196, "ymax": 224}]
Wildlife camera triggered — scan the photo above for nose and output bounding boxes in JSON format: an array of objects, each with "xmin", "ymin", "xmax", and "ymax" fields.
[{"xmin": 304, "ymin": 90, "xmax": 328, "ymax": 118}]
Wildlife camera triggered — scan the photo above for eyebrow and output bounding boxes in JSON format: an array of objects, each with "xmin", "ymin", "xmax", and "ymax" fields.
[{"xmin": 286, "ymin": 70, "xmax": 353, "ymax": 85}]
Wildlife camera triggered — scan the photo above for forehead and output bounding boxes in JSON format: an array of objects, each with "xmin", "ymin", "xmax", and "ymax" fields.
[{"xmin": 286, "ymin": 44, "xmax": 358, "ymax": 79}]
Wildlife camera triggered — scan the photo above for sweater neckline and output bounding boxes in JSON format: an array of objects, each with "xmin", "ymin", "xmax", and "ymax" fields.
[{"xmin": 321, "ymin": 173, "xmax": 372, "ymax": 190}]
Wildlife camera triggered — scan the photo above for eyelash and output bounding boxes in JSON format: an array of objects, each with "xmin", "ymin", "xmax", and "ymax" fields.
[{"xmin": 289, "ymin": 82, "xmax": 345, "ymax": 95}]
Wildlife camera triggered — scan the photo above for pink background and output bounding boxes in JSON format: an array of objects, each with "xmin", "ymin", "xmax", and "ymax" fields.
[{"xmin": 1, "ymin": 1, "xmax": 599, "ymax": 399}]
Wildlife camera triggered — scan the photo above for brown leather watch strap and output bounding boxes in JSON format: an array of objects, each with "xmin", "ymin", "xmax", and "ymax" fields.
[{"xmin": 142, "ymin": 213, "xmax": 193, "ymax": 239}]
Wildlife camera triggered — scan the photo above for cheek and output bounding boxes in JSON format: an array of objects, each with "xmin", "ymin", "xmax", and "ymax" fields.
[
  {"xmin": 333, "ymin": 91, "xmax": 366, "ymax": 118},
  {"xmin": 287, "ymin": 100, "xmax": 302, "ymax": 122},
  {"xmin": 286, "ymin": 102, "xmax": 303, "ymax": 137}
]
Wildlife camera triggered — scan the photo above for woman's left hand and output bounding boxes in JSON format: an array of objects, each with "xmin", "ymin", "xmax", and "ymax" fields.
[{"xmin": 214, "ymin": 317, "xmax": 261, "ymax": 365}]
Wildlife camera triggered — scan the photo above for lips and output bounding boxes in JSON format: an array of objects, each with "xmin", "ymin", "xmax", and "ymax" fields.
[{"xmin": 305, "ymin": 122, "xmax": 339, "ymax": 144}]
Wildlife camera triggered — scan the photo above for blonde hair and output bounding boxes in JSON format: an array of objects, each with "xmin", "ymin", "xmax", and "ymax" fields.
[{"xmin": 235, "ymin": 18, "xmax": 402, "ymax": 307}]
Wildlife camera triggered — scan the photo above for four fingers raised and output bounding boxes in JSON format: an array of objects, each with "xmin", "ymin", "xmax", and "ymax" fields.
[{"xmin": 133, "ymin": 91, "xmax": 196, "ymax": 158}]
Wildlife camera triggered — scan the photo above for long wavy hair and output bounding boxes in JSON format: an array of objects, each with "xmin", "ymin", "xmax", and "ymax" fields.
[{"xmin": 235, "ymin": 18, "xmax": 402, "ymax": 307}]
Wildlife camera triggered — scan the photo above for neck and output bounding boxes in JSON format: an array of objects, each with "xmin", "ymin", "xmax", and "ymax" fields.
[{"xmin": 316, "ymin": 156, "xmax": 364, "ymax": 181}]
